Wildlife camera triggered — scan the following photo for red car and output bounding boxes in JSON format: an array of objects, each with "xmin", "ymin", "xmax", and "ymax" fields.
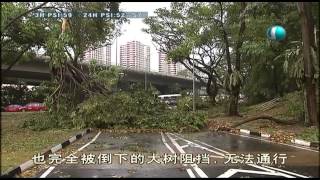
[
  {"xmin": 24, "ymin": 102, "xmax": 48, "ymax": 112},
  {"xmin": 4, "ymin": 105, "xmax": 25, "ymax": 112}
]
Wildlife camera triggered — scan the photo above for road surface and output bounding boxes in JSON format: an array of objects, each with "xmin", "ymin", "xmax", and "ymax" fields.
[{"xmin": 35, "ymin": 130, "xmax": 319, "ymax": 178}]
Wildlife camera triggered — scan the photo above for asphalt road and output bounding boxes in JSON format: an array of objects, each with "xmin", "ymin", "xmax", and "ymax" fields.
[{"xmin": 35, "ymin": 130, "xmax": 319, "ymax": 178}]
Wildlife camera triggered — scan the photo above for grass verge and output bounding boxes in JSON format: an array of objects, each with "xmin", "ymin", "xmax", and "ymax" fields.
[
  {"xmin": 206, "ymin": 92, "xmax": 319, "ymax": 144},
  {"xmin": 1, "ymin": 112, "xmax": 80, "ymax": 174},
  {"xmin": 296, "ymin": 127, "xmax": 319, "ymax": 142}
]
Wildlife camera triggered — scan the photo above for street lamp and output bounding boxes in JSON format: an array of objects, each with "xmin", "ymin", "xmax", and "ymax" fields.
[
  {"xmin": 192, "ymin": 48, "xmax": 195, "ymax": 112},
  {"xmin": 116, "ymin": 37, "xmax": 118, "ymax": 66},
  {"xmin": 145, "ymin": 56, "xmax": 147, "ymax": 91}
]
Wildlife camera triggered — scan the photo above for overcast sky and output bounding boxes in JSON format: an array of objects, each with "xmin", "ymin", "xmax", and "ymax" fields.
[{"xmin": 111, "ymin": 2, "xmax": 171, "ymax": 72}]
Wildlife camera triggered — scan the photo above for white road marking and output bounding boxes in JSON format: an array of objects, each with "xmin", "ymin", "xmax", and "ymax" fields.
[
  {"xmin": 217, "ymin": 168, "xmax": 295, "ymax": 178},
  {"xmin": 77, "ymin": 131, "xmax": 101, "ymax": 152},
  {"xmin": 261, "ymin": 165, "xmax": 310, "ymax": 178},
  {"xmin": 172, "ymin": 132, "xmax": 310, "ymax": 178},
  {"xmin": 180, "ymin": 144, "xmax": 189, "ymax": 149},
  {"xmin": 216, "ymin": 169, "xmax": 236, "ymax": 178},
  {"xmin": 40, "ymin": 131, "xmax": 101, "ymax": 178},
  {"xmin": 186, "ymin": 169, "xmax": 196, "ymax": 178},
  {"xmin": 170, "ymin": 133, "xmax": 225, "ymax": 157},
  {"xmin": 246, "ymin": 163, "xmax": 277, "ymax": 173},
  {"xmin": 247, "ymin": 164, "xmax": 309, "ymax": 178},
  {"xmin": 160, "ymin": 132, "xmax": 175, "ymax": 154},
  {"xmin": 166, "ymin": 133, "xmax": 208, "ymax": 178},
  {"xmin": 39, "ymin": 166, "xmax": 56, "ymax": 178},
  {"xmin": 231, "ymin": 133, "xmax": 319, "ymax": 153},
  {"xmin": 194, "ymin": 140, "xmax": 230, "ymax": 154},
  {"xmin": 160, "ymin": 132, "xmax": 196, "ymax": 178},
  {"xmin": 246, "ymin": 164, "xmax": 298, "ymax": 178},
  {"xmin": 190, "ymin": 164, "xmax": 209, "ymax": 178}
]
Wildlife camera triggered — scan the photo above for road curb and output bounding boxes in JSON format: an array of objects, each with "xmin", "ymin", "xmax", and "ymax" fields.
[
  {"xmin": 239, "ymin": 128, "xmax": 271, "ymax": 138},
  {"xmin": 217, "ymin": 127, "xmax": 271, "ymax": 138},
  {"xmin": 1, "ymin": 128, "xmax": 92, "ymax": 177},
  {"xmin": 217, "ymin": 127, "xmax": 318, "ymax": 149},
  {"xmin": 291, "ymin": 138, "xmax": 319, "ymax": 148}
]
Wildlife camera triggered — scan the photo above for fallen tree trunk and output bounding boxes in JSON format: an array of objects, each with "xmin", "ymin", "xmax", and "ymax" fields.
[{"xmin": 231, "ymin": 115, "xmax": 299, "ymax": 128}]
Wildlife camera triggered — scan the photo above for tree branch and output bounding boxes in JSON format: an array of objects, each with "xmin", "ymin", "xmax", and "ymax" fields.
[
  {"xmin": 231, "ymin": 115, "xmax": 299, "ymax": 128},
  {"xmin": 3, "ymin": 44, "xmax": 32, "ymax": 75},
  {"xmin": 3, "ymin": 2, "xmax": 48, "ymax": 32},
  {"xmin": 179, "ymin": 60, "xmax": 206, "ymax": 84}
]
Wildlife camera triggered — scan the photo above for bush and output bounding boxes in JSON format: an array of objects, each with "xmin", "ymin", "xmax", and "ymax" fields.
[
  {"xmin": 22, "ymin": 96, "xmax": 75, "ymax": 131},
  {"xmin": 297, "ymin": 127, "xmax": 319, "ymax": 142},
  {"xmin": 177, "ymin": 95, "xmax": 209, "ymax": 111},
  {"xmin": 71, "ymin": 92, "xmax": 136, "ymax": 128},
  {"xmin": 284, "ymin": 91, "xmax": 304, "ymax": 120},
  {"xmin": 70, "ymin": 90, "xmax": 207, "ymax": 132},
  {"xmin": 23, "ymin": 89, "xmax": 207, "ymax": 132},
  {"xmin": 22, "ymin": 64, "xmax": 207, "ymax": 132},
  {"xmin": 177, "ymin": 96, "xmax": 193, "ymax": 111}
]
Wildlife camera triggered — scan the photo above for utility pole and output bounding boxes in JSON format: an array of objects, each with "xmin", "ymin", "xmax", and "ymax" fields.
[
  {"xmin": 192, "ymin": 49, "xmax": 195, "ymax": 112},
  {"xmin": 145, "ymin": 56, "xmax": 147, "ymax": 91},
  {"xmin": 115, "ymin": 37, "xmax": 118, "ymax": 66}
]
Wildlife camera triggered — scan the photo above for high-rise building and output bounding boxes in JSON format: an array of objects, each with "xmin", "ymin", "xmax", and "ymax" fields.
[
  {"xmin": 158, "ymin": 52, "xmax": 184, "ymax": 75},
  {"xmin": 120, "ymin": 41, "xmax": 150, "ymax": 71},
  {"xmin": 105, "ymin": 45, "xmax": 111, "ymax": 66},
  {"xmin": 144, "ymin": 46, "xmax": 150, "ymax": 71},
  {"xmin": 159, "ymin": 52, "xmax": 168, "ymax": 74},
  {"xmin": 176, "ymin": 62, "xmax": 184, "ymax": 74},
  {"xmin": 82, "ymin": 45, "xmax": 112, "ymax": 65}
]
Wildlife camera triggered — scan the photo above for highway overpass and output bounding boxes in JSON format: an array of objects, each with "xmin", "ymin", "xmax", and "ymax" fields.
[{"xmin": 1, "ymin": 57, "xmax": 205, "ymax": 94}]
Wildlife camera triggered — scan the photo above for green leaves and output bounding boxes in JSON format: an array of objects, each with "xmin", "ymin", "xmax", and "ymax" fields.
[
  {"xmin": 47, "ymin": 32, "xmax": 69, "ymax": 68},
  {"xmin": 167, "ymin": 40, "xmax": 192, "ymax": 60},
  {"xmin": 69, "ymin": 89, "xmax": 206, "ymax": 132},
  {"xmin": 240, "ymin": 2, "xmax": 307, "ymax": 104},
  {"xmin": 87, "ymin": 63, "xmax": 122, "ymax": 92},
  {"xmin": 1, "ymin": 3, "xmax": 48, "ymax": 65},
  {"xmin": 277, "ymin": 41, "xmax": 305, "ymax": 80}
]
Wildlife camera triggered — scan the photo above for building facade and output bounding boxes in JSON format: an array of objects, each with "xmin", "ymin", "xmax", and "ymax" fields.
[
  {"xmin": 158, "ymin": 52, "xmax": 184, "ymax": 75},
  {"xmin": 82, "ymin": 45, "xmax": 112, "ymax": 65},
  {"xmin": 120, "ymin": 41, "xmax": 150, "ymax": 71},
  {"xmin": 105, "ymin": 45, "xmax": 111, "ymax": 66}
]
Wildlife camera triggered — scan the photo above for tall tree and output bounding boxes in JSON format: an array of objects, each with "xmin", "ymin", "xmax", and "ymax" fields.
[
  {"xmin": 42, "ymin": 2, "xmax": 126, "ymax": 106},
  {"xmin": 144, "ymin": 2, "xmax": 227, "ymax": 105},
  {"xmin": 240, "ymin": 2, "xmax": 301, "ymax": 104},
  {"xmin": 1, "ymin": 2, "xmax": 50, "ymax": 74},
  {"xmin": 144, "ymin": 2, "xmax": 250, "ymax": 113},
  {"xmin": 2, "ymin": 2, "xmax": 126, "ymax": 107},
  {"xmin": 297, "ymin": 2, "xmax": 319, "ymax": 126},
  {"xmin": 221, "ymin": 2, "xmax": 247, "ymax": 116}
]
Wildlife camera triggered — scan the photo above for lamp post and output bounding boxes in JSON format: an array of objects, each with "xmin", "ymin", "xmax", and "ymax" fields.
[
  {"xmin": 145, "ymin": 56, "xmax": 147, "ymax": 91},
  {"xmin": 192, "ymin": 47, "xmax": 196, "ymax": 112},
  {"xmin": 116, "ymin": 37, "xmax": 118, "ymax": 66}
]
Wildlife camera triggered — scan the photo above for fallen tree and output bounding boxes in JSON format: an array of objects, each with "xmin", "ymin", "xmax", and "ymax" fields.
[{"xmin": 231, "ymin": 115, "xmax": 300, "ymax": 128}]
